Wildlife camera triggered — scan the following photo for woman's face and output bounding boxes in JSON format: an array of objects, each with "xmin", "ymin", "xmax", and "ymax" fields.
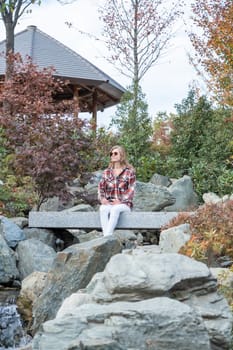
[{"xmin": 110, "ymin": 148, "xmax": 121, "ymax": 162}]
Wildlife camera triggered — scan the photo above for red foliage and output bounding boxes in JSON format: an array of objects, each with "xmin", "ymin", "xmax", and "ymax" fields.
[{"xmin": 0, "ymin": 54, "xmax": 94, "ymax": 209}]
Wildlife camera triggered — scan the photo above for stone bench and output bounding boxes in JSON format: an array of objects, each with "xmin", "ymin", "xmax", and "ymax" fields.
[{"xmin": 28, "ymin": 211, "xmax": 180, "ymax": 230}]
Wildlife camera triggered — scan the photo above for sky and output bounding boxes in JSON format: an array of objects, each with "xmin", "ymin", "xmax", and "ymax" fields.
[{"xmin": 0, "ymin": 0, "xmax": 203, "ymax": 128}]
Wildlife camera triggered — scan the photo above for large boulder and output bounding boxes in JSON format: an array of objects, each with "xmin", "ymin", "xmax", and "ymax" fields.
[
  {"xmin": 31, "ymin": 236, "xmax": 122, "ymax": 334},
  {"xmin": 0, "ymin": 216, "xmax": 25, "ymax": 248},
  {"xmin": 133, "ymin": 181, "xmax": 176, "ymax": 211},
  {"xmin": 0, "ymin": 234, "xmax": 19, "ymax": 285},
  {"xmin": 33, "ymin": 297, "xmax": 211, "ymax": 350},
  {"xmin": 17, "ymin": 271, "xmax": 47, "ymax": 323},
  {"xmin": 164, "ymin": 175, "xmax": 199, "ymax": 211},
  {"xmin": 33, "ymin": 250, "xmax": 233, "ymax": 349},
  {"xmin": 16, "ymin": 238, "xmax": 56, "ymax": 280},
  {"xmin": 22, "ymin": 228, "xmax": 56, "ymax": 249},
  {"xmin": 159, "ymin": 223, "xmax": 191, "ymax": 253}
]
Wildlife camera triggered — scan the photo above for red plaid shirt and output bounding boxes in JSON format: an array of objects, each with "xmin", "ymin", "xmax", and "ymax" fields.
[{"xmin": 98, "ymin": 167, "xmax": 136, "ymax": 208}]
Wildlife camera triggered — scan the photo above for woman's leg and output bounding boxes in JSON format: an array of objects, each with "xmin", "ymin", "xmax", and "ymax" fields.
[
  {"xmin": 99, "ymin": 204, "xmax": 112, "ymax": 236},
  {"xmin": 105, "ymin": 204, "xmax": 131, "ymax": 236}
]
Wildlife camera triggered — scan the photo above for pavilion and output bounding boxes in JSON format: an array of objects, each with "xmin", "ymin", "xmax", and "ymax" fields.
[{"xmin": 0, "ymin": 25, "xmax": 125, "ymax": 128}]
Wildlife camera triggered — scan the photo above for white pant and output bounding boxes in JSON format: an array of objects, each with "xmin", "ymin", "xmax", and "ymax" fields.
[{"xmin": 99, "ymin": 203, "xmax": 131, "ymax": 236}]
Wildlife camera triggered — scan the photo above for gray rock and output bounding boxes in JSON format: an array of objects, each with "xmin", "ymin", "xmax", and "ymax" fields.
[
  {"xmin": 16, "ymin": 238, "xmax": 56, "ymax": 280},
  {"xmin": 32, "ymin": 297, "xmax": 211, "ymax": 350},
  {"xmin": 203, "ymin": 192, "xmax": 222, "ymax": 204},
  {"xmin": 37, "ymin": 196, "xmax": 75, "ymax": 212},
  {"xmin": 31, "ymin": 236, "xmax": 122, "ymax": 333},
  {"xmin": 10, "ymin": 217, "xmax": 28, "ymax": 229},
  {"xmin": 0, "ymin": 216, "xmax": 25, "ymax": 248},
  {"xmin": 62, "ymin": 204, "xmax": 94, "ymax": 212},
  {"xmin": 210, "ymin": 268, "xmax": 233, "ymax": 288},
  {"xmin": 114, "ymin": 229, "xmax": 137, "ymax": 242},
  {"xmin": 0, "ymin": 234, "xmax": 19, "ymax": 284},
  {"xmin": 17, "ymin": 271, "xmax": 47, "ymax": 323},
  {"xmin": 23, "ymin": 228, "xmax": 56, "ymax": 248},
  {"xmin": 75, "ymin": 229, "xmax": 103, "ymax": 243},
  {"xmin": 56, "ymin": 251, "xmax": 232, "ymax": 349},
  {"xmin": 38, "ymin": 196, "xmax": 60, "ymax": 211},
  {"xmin": 159, "ymin": 223, "xmax": 191, "ymax": 253},
  {"xmin": 133, "ymin": 181, "xmax": 176, "ymax": 211},
  {"xmin": 88, "ymin": 171, "xmax": 104, "ymax": 185},
  {"xmin": 84, "ymin": 182, "xmax": 99, "ymax": 197},
  {"xmin": 86, "ymin": 252, "xmax": 213, "ymax": 299},
  {"xmin": 150, "ymin": 173, "xmax": 172, "ymax": 187},
  {"xmin": 165, "ymin": 175, "xmax": 199, "ymax": 211}
]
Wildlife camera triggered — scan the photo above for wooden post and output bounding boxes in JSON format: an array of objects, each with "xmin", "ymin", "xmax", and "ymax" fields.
[
  {"xmin": 92, "ymin": 89, "xmax": 97, "ymax": 134},
  {"xmin": 73, "ymin": 86, "xmax": 80, "ymax": 117}
]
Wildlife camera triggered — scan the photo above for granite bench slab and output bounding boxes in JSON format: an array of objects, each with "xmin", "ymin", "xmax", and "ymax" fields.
[{"xmin": 28, "ymin": 211, "xmax": 180, "ymax": 230}]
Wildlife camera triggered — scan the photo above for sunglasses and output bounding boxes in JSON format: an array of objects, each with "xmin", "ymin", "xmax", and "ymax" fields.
[{"xmin": 110, "ymin": 151, "xmax": 119, "ymax": 156}]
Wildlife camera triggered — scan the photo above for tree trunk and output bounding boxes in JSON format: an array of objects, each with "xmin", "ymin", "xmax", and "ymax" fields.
[{"xmin": 5, "ymin": 20, "xmax": 15, "ymax": 81}]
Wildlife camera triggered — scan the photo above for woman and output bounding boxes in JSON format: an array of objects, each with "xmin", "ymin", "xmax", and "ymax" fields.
[{"xmin": 98, "ymin": 145, "xmax": 136, "ymax": 236}]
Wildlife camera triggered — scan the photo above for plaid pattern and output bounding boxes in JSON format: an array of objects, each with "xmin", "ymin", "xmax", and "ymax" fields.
[{"xmin": 98, "ymin": 167, "xmax": 136, "ymax": 208}]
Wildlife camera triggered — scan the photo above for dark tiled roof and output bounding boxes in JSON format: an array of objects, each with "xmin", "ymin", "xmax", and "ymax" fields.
[{"xmin": 0, "ymin": 25, "xmax": 125, "ymax": 111}]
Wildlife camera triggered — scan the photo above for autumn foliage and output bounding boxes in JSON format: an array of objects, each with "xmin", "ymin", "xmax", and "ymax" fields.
[
  {"xmin": 189, "ymin": 0, "xmax": 233, "ymax": 108},
  {"xmin": 163, "ymin": 200, "xmax": 233, "ymax": 266},
  {"xmin": 152, "ymin": 112, "xmax": 173, "ymax": 156},
  {"xmin": 0, "ymin": 54, "xmax": 93, "ymax": 210}
]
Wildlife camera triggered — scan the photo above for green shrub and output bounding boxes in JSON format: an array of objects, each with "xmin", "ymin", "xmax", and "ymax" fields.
[
  {"xmin": 135, "ymin": 155, "xmax": 157, "ymax": 182},
  {"xmin": 189, "ymin": 160, "xmax": 225, "ymax": 199},
  {"xmin": 0, "ymin": 175, "xmax": 37, "ymax": 217},
  {"xmin": 217, "ymin": 168, "xmax": 233, "ymax": 196}
]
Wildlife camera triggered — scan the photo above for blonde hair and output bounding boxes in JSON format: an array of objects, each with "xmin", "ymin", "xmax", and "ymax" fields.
[{"xmin": 108, "ymin": 145, "xmax": 134, "ymax": 169}]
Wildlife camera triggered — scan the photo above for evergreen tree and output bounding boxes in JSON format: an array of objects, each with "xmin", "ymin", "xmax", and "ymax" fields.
[
  {"xmin": 111, "ymin": 85, "xmax": 152, "ymax": 169},
  {"xmin": 169, "ymin": 89, "xmax": 233, "ymax": 197}
]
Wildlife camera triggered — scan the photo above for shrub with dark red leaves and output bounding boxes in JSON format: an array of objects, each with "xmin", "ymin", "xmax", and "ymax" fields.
[{"xmin": 0, "ymin": 54, "xmax": 94, "ymax": 210}]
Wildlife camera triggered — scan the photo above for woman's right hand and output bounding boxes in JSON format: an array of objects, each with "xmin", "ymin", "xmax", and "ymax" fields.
[{"xmin": 101, "ymin": 198, "xmax": 110, "ymax": 205}]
